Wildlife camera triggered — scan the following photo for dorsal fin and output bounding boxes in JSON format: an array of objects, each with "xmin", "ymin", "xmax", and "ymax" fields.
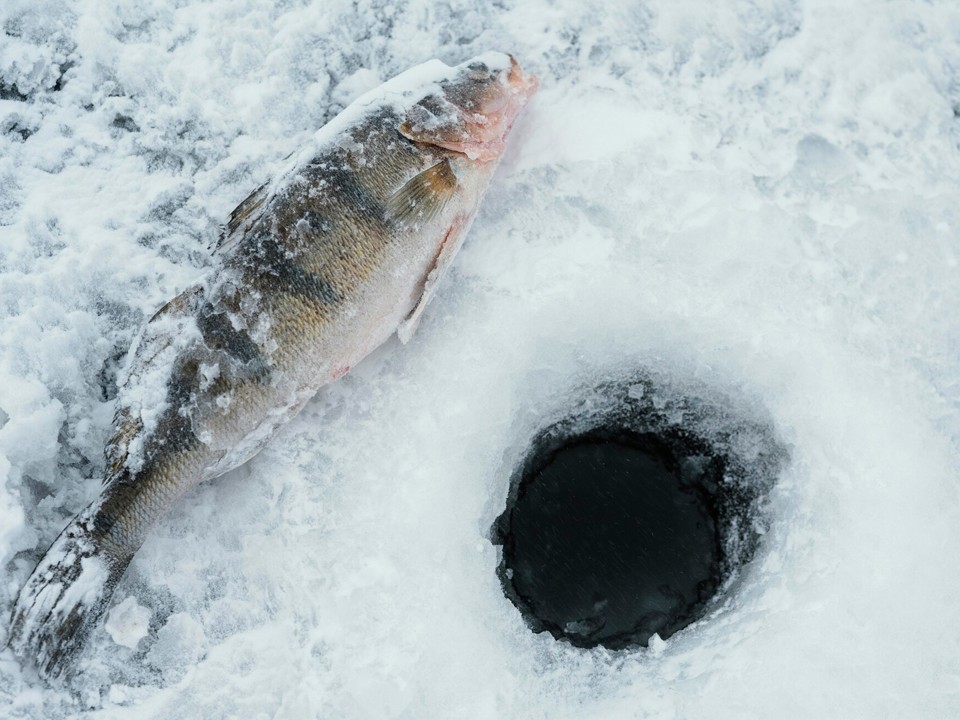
[
  {"xmin": 215, "ymin": 182, "xmax": 270, "ymax": 253},
  {"xmin": 148, "ymin": 284, "xmax": 203, "ymax": 323},
  {"xmin": 387, "ymin": 159, "xmax": 457, "ymax": 226}
]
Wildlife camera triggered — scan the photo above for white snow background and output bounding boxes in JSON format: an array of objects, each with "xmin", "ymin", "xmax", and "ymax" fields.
[{"xmin": 2, "ymin": 0, "xmax": 960, "ymax": 717}]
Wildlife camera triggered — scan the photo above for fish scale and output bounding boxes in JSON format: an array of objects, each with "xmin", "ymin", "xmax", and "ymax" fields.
[{"xmin": 7, "ymin": 51, "xmax": 536, "ymax": 682}]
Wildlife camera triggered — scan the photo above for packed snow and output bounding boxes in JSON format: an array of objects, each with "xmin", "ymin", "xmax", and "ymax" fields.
[{"xmin": 2, "ymin": 0, "xmax": 960, "ymax": 717}]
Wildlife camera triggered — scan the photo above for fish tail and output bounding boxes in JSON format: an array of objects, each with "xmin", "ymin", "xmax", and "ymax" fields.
[{"xmin": 6, "ymin": 503, "xmax": 131, "ymax": 681}]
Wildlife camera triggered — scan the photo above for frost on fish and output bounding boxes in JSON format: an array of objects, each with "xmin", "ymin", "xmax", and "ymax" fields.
[
  {"xmin": 6, "ymin": 51, "xmax": 536, "ymax": 681},
  {"xmin": 7, "ymin": 508, "xmax": 123, "ymax": 680}
]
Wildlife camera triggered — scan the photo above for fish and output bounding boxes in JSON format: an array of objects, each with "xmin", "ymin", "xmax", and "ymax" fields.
[{"xmin": 6, "ymin": 51, "xmax": 537, "ymax": 681}]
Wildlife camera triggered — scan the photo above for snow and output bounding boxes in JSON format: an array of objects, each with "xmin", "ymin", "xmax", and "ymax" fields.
[{"xmin": 1, "ymin": 0, "xmax": 960, "ymax": 717}]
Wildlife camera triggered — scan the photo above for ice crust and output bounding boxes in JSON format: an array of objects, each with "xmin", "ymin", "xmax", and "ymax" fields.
[{"xmin": 2, "ymin": 0, "xmax": 960, "ymax": 717}]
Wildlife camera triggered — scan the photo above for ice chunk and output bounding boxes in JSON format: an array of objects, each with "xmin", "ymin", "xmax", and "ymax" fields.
[{"xmin": 104, "ymin": 597, "xmax": 151, "ymax": 650}]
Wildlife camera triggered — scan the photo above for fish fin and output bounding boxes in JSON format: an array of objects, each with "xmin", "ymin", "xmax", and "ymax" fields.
[
  {"xmin": 387, "ymin": 159, "xmax": 457, "ymax": 226},
  {"xmin": 148, "ymin": 284, "xmax": 203, "ymax": 323},
  {"xmin": 136, "ymin": 284, "xmax": 206, "ymax": 380},
  {"xmin": 7, "ymin": 505, "xmax": 130, "ymax": 682},
  {"xmin": 104, "ymin": 411, "xmax": 143, "ymax": 484},
  {"xmin": 215, "ymin": 182, "xmax": 270, "ymax": 253},
  {"xmin": 397, "ymin": 215, "xmax": 470, "ymax": 344}
]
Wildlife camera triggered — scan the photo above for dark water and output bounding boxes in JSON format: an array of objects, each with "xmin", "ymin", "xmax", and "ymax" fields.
[{"xmin": 496, "ymin": 430, "xmax": 724, "ymax": 648}]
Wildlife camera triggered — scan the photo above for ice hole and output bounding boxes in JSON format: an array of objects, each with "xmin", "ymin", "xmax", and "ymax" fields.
[{"xmin": 493, "ymin": 374, "xmax": 785, "ymax": 650}]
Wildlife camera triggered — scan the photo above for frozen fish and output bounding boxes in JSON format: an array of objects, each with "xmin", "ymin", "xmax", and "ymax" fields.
[{"xmin": 7, "ymin": 52, "xmax": 537, "ymax": 680}]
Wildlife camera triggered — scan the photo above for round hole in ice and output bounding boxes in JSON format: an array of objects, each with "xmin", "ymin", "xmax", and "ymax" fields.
[{"xmin": 493, "ymin": 374, "xmax": 784, "ymax": 650}]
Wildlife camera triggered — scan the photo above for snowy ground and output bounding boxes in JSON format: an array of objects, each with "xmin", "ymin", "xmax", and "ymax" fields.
[{"xmin": 2, "ymin": 0, "xmax": 960, "ymax": 717}]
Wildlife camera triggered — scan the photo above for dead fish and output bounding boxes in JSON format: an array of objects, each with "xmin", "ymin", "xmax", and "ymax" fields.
[{"xmin": 7, "ymin": 52, "xmax": 537, "ymax": 680}]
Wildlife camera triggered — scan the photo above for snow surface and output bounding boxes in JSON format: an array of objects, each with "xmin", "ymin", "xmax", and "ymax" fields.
[{"xmin": 2, "ymin": 0, "xmax": 960, "ymax": 717}]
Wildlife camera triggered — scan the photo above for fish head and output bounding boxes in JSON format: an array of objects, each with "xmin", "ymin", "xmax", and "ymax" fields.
[{"xmin": 400, "ymin": 53, "xmax": 538, "ymax": 163}]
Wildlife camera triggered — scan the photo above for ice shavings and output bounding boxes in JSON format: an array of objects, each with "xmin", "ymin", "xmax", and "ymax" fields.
[
  {"xmin": 0, "ymin": 453, "xmax": 26, "ymax": 575},
  {"xmin": 145, "ymin": 612, "xmax": 207, "ymax": 673}
]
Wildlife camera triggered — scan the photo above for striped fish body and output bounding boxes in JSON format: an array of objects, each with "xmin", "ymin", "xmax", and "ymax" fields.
[{"xmin": 8, "ymin": 52, "xmax": 537, "ymax": 680}]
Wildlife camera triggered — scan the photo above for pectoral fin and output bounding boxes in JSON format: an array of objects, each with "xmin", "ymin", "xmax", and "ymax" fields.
[{"xmin": 388, "ymin": 159, "xmax": 457, "ymax": 226}]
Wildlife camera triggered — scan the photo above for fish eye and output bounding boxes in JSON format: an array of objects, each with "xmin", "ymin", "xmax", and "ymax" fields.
[{"xmin": 466, "ymin": 62, "xmax": 490, "ymax": 81}]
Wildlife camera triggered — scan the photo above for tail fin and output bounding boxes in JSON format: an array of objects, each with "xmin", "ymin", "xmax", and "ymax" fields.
[{"xmin": 7, "ymin": 505, "xmax": 131, "ymax": 681}]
